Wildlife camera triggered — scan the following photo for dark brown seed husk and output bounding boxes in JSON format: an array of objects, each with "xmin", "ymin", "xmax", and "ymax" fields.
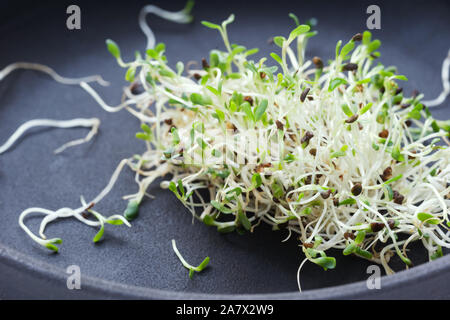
[
  {"xmin": 358, "ymin": 123, "xmax": 364, "ymax": 130},
  {"xmin": 312, "ymin": 56, "xmax": 324, "ymax": 69},
  {"xmin": 305, "ymin": 176, "xmax": 312, "ymax": 185},
  {"xmin": 309, "ymin": 148, "xmax": 317, "ymax": 156},
  {"xmin": 388, "ymin": 220, "xmax": 396, "ymax": 229},
  {"xmin": 395, "ymin": 87, "xmax": 403, "ymax": 95},
  {"xmin": 370, "ymin": 222, "xmax": 385, "ymax": 232},
  {"xmin": 130, "ymin": 82, "xmax": 144, "ymax": 95},
  {"xmin": 393, "ymin": 191, "xmax": 405, "ymax": 204},
  {"xmin": 321, "ymin": 190, "xmax": 332, "ymax": 199},
  {"xmin": 352, "ymin": 33, "xmax": 363, "ymax": 41},
  {"xmin": 333, "ymin": 198, "xmax": 340, "ymax": 206},
  {"xmin": 380, "ymin": 167, "xmax": 393, "ymax": 182},
  {"xmin": 260, "ymin": 71, "xmax": 266, "ymax": 79},
  {"xmin": 345, "ymin": 114, "xmax": 359, "ymax": 123},
  {"xmin": 193, "ymin": 73, "xmax": 201, "ymax": 80},
  {"xmin": 401, "ymin": 103, "xmax": 411, "ymax": 109},
  {"xmin": 300, "ymin": 87, "xmax": 310, "ymax": 102},
  {"xmin": 408, "ymin": 150, "xmax": 417, "ymax": 159},
  {"xmin": 344, "ymin": 232, "xmax": 356, "ymax": 240},
  {"xmin": 351, "ymin": 183, "xmax": 362, "ymax": 196},
  {"xmin": 275, "ymin": 120, "xmax": 284, "ymax": 130},
  {"xmin": 255, "ymin": 163, "xmax": 272, "ymax": 173},
  {"xmin": 301, "ymin": 131, "xmax": 314, "ymax": 144},
  {"xmin": 303, "ymin": 242, "xmax": 314, "ymax": 248},
  {"xmin": 201, "ymin": 58, "xmax": 210, "ymax": 69},
  {"xmin": 289, "ymin": 133, "xmax": 297, "ymax": 142},
  {"xmin": 307, "ymin": 96, "xmax": 314, "ymax": 101},
  {"xmin": 405, "ymin": 119, "xmax": 412, "ymax": 127},
  {"xmin": 378, "ymin": 129, "xmax": 389, "ymax": 138},
  {"xmin": 164, "ymin": 118, "xmax": 173, "ymax": 126},
  {"xmin": 244, "ymin": 96, "xmax": 254, "ymax": 105},
  {"xmin": 342, "ymin": 63, "xmax": 358, "ymax": 71},
  {"xmin": 379, "ymin": 209, "xmax": 388, "ymax": 215}
]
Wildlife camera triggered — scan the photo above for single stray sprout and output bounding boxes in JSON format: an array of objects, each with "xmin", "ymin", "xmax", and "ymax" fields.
[
  {"xmin": 172, "ymin": 239, "xmax": 210, "ymax": 279},
  {"xmin": 0, "ymin": 118, "xmax": 100, "ymax": 155}
]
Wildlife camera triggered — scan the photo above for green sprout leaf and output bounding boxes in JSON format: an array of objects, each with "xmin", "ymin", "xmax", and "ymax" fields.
[
  {"xmin": 417, "ymin": 212, "xmax": 440, "ymax": 225},
  {"xmin": 172, "ymin": 239, "xmax": 210, "ymax": 279},
  {"xmin": 359, "ymin": 102, "xmax": 373, "ymax": 115},
  {"xmin": 355, "ymin": 231, "xmax": 366, "ymax": 244},
  {"xmin": 45, "ymin": 243, "xmax": 59, "ymax": 252},
  {"xmin": 391, "ymin": 146, "xmax": 405, "ymax": 162},
  {"xmin": 355, "ymin": 247, "xmax": 373, "ymax": 259},
  {"xmin": 44, "ymin": 238, "xmax": 63, "ymax": 252},
  {"xmin": 125, "ymin": 67, "xmax": 136, "ymax": 82},
  {"xmin": 328, "ymin": 78, "xmax": 348, "ymax": 92},
  {"xmin": 201, "ymin": 21, "xmax": 221, "ymax": 30},
  {"xmin": 340, "ymin": 41, "xmax": 355, "ymax": 59},
  {"xmin": 211, "ymin": 200, "xmax": 233, "ymax": 214},
  {"xmin": 288, "ymin": 24, "xmax": 310, "ymax": 42},
  {"xmin": 273, "ymin": 36, "xmax": 286, "ymax": 48},
  {"xmin": 93, "ymin": 225, "xmax": 105, "ymax": 243},
  {"xmin": 105, "ymin": 218, "xmax": 124, "ymax": 225},
  {"xmin": 383, "ymin": 174, "xmax": 402, "ymax": 185},
  {"xmin": 288, "ymin": 13, "xmax": 300, "ymax": 26},
  {"xmin": 190, "ymin": 93, "xmax": 212, "ymax": 106},
  {"xmin": 270, "ymin": 52, "xmax": 283, "ymax": 66},
  {"xmin": 311, "ymin": 256, "xmax": 336, "ymax": 271},
  {"xmin": 106, "ymin": 39, "xmax": 121, "ymax": 59},
  {"xmin": 343, "ymin": 243, "xmax": 357, "ymax": 255},
  {"xmin": 124, "ymin": 200, "xmax": 140, "ymax": 221},
  {"xmin": 254, "ymin": 99, "xmax": 268, "ymax": 121},
  {"xmin": 238, "ymin": 210, "xmax": 251, "ymax": 230},
  {"xmin": 202, "ymin": 214, "xmax": 216, "ymax": 226},
  {"xmin": 338, "ymin": 198, "xmax": 356, "ymax": 206},
  {"xmin": 241, "ymin": 101, "xmax": 254, "ymax": 122},
  {"xmin": 341, "ymin": 104, "xmax": 354, "ymax": 117}
]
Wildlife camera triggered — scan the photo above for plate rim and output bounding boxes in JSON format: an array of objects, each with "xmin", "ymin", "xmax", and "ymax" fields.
[{"xmin": 1, "ymin": 240, "xmax": 449, "ymax": 299}]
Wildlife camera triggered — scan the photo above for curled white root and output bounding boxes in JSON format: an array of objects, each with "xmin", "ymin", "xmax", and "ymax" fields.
[
  {"xmin": 423, "ymin": 49, "xmax": 450, "ymax": 107},
  {"xmin": 0, "ymin": 118, "xmax": 100, "ymax": 155}
]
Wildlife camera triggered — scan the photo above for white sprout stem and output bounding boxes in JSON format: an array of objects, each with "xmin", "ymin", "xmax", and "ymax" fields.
[
  {"xmin": 171, "ymin": 239, "xmax": 197, "ymax": 270},
  {"xmin": 423, "ymin": 49, "xmax": 450, "ymax": 107},
  {"xmin": 0, "ymin": 62, "xmax": 109, "ymax": 86},
  {"xmin": 0, "ymin": 118, "xmax": 100, "ymax": 155},
  {"xmin": 139, "ymin": 3, "xmax": 193, "ymax": 50},
  {"xmin": 80, "ymin": 82, "xmax": 134, "ymax": 113},
  {"xmin": 296, "ymin": 257, "xmax": 309, "ymax": 292},
  {"xmin": 22, "ymin": 159, "xmax": 132, "ymax": 245}
]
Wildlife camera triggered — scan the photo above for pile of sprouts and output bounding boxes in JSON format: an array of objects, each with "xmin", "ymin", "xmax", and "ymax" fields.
[{"xmin": 1, "ymin": 2, "xmax": 449, "ymax": 286}]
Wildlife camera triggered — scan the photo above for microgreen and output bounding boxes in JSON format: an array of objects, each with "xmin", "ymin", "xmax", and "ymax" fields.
[{"xmin": 172, "ymin": 239, "xmax": 210, "ymax": 279}]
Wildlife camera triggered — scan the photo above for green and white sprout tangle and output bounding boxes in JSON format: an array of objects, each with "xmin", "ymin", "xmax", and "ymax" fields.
[{"xmin": 0, "ymin": 2, "xmax": 449, "ymax": 287}]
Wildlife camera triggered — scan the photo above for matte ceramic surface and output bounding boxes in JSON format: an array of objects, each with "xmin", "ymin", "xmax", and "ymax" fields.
[{"xmin": 0, "ymin": 0, "xmax": 449, "ymax": 299}]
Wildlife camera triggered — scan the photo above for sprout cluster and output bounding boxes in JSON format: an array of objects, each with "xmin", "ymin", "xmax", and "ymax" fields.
[{"xmin": 102, "ymin": 13, "xmax": 449, "ymax": 277}]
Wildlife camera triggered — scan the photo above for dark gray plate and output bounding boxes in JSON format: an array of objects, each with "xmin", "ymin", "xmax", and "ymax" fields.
[{"xmin": 0, "ymin": 0, "xmax": 449, "ymax": 299}]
